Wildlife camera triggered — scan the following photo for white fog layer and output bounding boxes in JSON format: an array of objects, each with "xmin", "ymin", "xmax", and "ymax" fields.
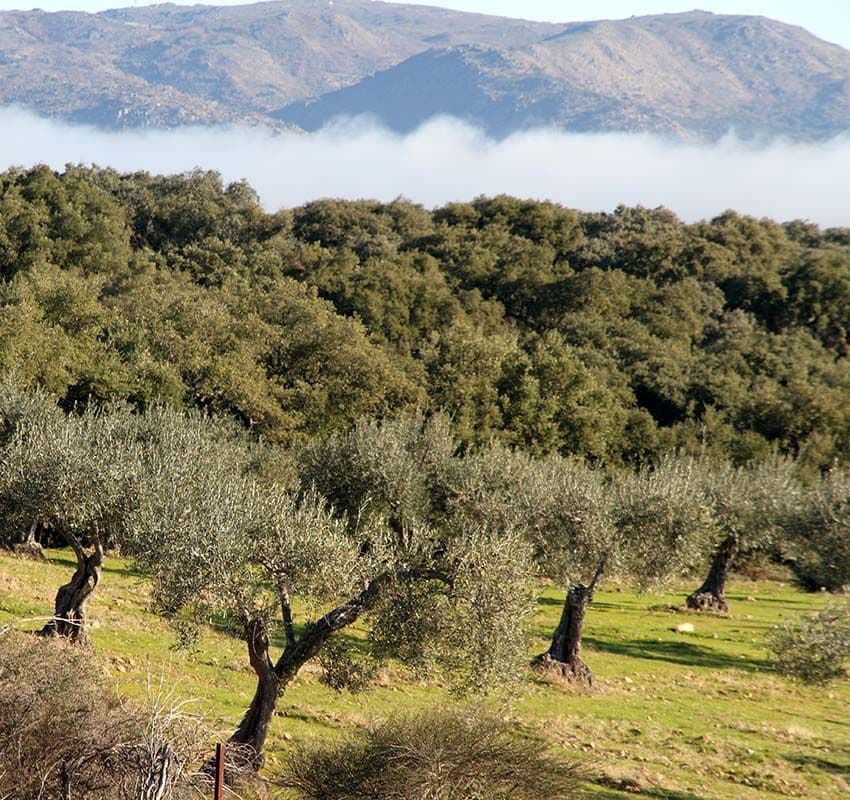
[{"xmin": 1, "ymin": 108, "xmax": 849, "ymax": 225}]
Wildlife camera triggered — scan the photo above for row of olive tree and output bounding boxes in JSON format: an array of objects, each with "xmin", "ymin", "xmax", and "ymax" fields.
[
  {"xmin": 0, "ymin": 387, "xmax": 535, "ymax": 770},
  {"xmin": 1, "ymin": 381, "xmax": 846, "ymax": 767}
]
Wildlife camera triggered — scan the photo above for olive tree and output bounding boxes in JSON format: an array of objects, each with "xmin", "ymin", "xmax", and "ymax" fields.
[
  {"xmin": 0, "ymin": 398, "xmax": 144, "ymax": 643},
  {"xmin": 451, "ymin": 448, "xmax": 712, "ymax": 685},
  {"xmin": 0, "ymin": 377, "xmax": 64, "ymax": 558},
  {"xmin": 785, "ymin": 468, "xmax": 850, "ymax": 592},
  {"xmin": 129, "ymin": 413, "xmax": 534, "ymax": 772},
  {"xmin": 685, "ymin": 456, "xmax": 800, "ymax": 612}
]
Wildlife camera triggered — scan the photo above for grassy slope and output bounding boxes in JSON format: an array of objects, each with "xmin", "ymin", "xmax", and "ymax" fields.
[{"xmin": 1, "ymin": 549, "xmax": 848, "ymax": 800}]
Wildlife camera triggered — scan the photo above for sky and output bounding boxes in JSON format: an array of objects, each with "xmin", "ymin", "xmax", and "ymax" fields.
[{"xmin": 0, "ymin": 0, "xmax": 846, "ymax": 48}]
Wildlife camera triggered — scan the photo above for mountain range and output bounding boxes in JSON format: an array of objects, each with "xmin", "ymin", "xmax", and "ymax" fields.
[{"xmin": 0, "ymin": 0, "xmax": 849, "ymax": 139}]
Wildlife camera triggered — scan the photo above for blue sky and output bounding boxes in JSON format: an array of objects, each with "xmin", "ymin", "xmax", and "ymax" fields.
[{"xmin": 0, "ymin": 0, "xmax": 847, "ymax": 48}]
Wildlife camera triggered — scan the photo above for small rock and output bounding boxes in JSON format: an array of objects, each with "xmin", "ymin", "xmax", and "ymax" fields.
[
  {"xmin": 282, "ymin": 732, "xmax": 292, "ymax": 741},
  {"xmin": 746, "ymin": 596, "xmax": 757, "ymax": 602},
  {"xmin": 674, "ymin": 623, "xmax": 695, "ymax": 633},
  {"xmin": 623, "ymin": 676, "xmax": 634, "ymax": 684}
]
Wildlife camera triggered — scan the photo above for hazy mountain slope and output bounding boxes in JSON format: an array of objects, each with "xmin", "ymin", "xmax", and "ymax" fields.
[
  {"xmin": 0, "ymin": 1, "xmax": 848, "ymax": 138},
  {"xmin": 275, "ymin": 10, "xmax": 850, "ymax": 139},
  {"xmin": 0, "ymin": 0, "xmax": 558, "ymax": 127}
]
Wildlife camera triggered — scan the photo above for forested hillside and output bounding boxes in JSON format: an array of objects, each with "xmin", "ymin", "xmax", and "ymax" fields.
[{"xmin": 1, "ymin": 165, "xmax": 849, "ymax": 470}]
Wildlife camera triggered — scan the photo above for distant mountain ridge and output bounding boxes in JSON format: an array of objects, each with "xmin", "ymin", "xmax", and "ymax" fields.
[{"xmin": 0, "ymin": 1, "xmax": 849, "ymax": 139}]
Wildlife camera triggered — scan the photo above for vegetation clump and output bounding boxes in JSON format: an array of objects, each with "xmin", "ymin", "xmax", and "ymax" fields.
[
  {"xmin": 1, "ymin": 167, "xmax": 850, "ymax": 470},
  {"xmin": 0, "ymin": 630, "xmax": 208, "ymax": 800},
  {"xmin": 785, "ymin": 470, "xmax": 850, "ymax": 592},
  {"xmin": 281, "ymin": 708, "xmax": 584, "ymax": 800},
  {"xmin": 768, "ymin": 600, "xmax": 850, "ymax": 685}
]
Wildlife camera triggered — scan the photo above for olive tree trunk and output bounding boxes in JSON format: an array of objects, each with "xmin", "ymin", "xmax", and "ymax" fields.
[
  {"xmin": 533, "ymin": 584, "xmax": 594, "ymax": 685},
  {"xmin": 40, "ymin": 532, "xmax": 103, "ymax": 644},
  {"xmin": 11, "ymin": 520, "xmax": 45, "ymax": 560},
  {"xmin": 226, "ymin": 619, "xmax": 281, "ymax": 772},
  {"xmin": 686, "ymin": 536, "xmax": 737, "ymax": 613},
  {"xmin": 220, "ymin": 574, "xmax": 391, "ymax": 776}
]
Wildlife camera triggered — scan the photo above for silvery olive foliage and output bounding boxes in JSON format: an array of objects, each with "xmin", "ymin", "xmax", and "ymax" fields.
[
  {"xmin": 614, "ymin": 456, "xmax": 715, "ymax": 592},
  {"xmin": 785, "ymin": 468, "xmax": 850, "ymax": 591},
  {"xmin": 696, "ymin": 455, "xmax": 801, "ymax": 557},
  {"xmin": 0, "ymin": 384, "xmax": 141, "ymax": 545},
  {"xmin": 0, "ymin": 374, "xmax": 62, "ymax": 451},
  {"xmin": 298, "ymin": 412, "xmax": 458, "ymax": 529},
  {"xmin": 369, "ymin": 522, "xmax": 535, "ymax": 691},
  {"xmin": 768, "ymin": 599, "xmax": 850, "ymax": 685},
  {"xmin": 449, "ymin": 445, "xmax": 712, "ymax": 593}
]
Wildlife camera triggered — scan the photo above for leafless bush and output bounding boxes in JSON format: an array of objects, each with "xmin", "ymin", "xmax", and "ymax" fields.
[
  {"xmin": 0, "ymin": 630, "xmax": 212, "ymax": 800},
  {"xmin": 280, "ymin": 708, "xmax": 584, "ymax": 800}
]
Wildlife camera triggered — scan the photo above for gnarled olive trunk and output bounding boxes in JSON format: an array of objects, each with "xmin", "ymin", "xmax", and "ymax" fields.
[
  {"xmin": 533, "ymin": 584, "xmax": 593, "ymax": 685},
  {"xmin": 219, "ymin": 574, "xmax": 391, "ymax": 776},
  {"xmin": 11, "ymin": 520, "xmax": 45, "ymax": 560},
  {"xmin": 226, "ymin": 620, "xmax": 281, "ymax": 773},
  {"xmin": 686, "ymin": 536, "xmax": 737, "ymax": 613},
  {"xmin": 40, "ymin": 533, "xmax": 103, "ymax": 644}
]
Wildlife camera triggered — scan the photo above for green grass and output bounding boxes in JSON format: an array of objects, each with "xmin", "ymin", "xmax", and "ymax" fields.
[{"xmin": 1, "ymin": 549, "xmax": 848, "ymax": 800}]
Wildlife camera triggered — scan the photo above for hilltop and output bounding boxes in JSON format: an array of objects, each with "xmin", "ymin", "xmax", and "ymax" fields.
[{"xmin": 0, "ymin": 3, "xmax": 848, "ymax": 138}]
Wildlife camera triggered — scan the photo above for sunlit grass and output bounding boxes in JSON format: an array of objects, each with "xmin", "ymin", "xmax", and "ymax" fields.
[{"xmin": 1, "ymin": 549, "xmax": 847, "ymax": 799}]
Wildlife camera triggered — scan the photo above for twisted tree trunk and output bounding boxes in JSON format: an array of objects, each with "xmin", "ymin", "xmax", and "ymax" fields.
[
  {"xmin": 533, "ymin": 584, "xmax": 594, "ymax": 685},
  {"xmin": 40, "ymin": 530, "xmax": 103, "ymax": 644},
  {"xmin": 226, "ymin": 619, "xmax": 281, "ymax": 773},
  {"xmin": 686, "ymin": 536, "xmax": 737, "ymax": 613},
  {"xmin": 11, "ymin": 520, "xmax": 44, "ymax": 560},
  {"xmin": 219, "ymin": 574, "xmax": 391, "ymax": 776}
]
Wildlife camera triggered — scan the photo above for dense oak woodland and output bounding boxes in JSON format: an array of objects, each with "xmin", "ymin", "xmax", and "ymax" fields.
[
  {"xmin": 1, "ymin": 165, "xmax": 849, "ymax": 471},
  {"xmin": 0, "ymin": 167, "xmax": 850, "ymax": 468}
]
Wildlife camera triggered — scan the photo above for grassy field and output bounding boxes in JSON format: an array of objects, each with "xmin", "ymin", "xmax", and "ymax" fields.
[{"xmin": 1, "ymin": 549, "xmax": 848, "ymax": 800}]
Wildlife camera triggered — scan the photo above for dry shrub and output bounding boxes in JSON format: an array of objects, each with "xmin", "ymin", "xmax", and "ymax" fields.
[
  {"xmin": 280, "ymin": 708, "xmax": 584, "ymax": 800},
  {"xmin": 0, "ymin": 630, "xmax": 210, "ymax": 800}
]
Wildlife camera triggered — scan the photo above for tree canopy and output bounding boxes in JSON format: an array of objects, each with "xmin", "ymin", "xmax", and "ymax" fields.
[{"xmin": 0, "ymin": 166, "xmax": 848, "ymax": 468}]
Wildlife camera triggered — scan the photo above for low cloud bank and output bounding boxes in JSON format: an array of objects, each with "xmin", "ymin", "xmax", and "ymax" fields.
[{"xmin": 1, "ymin": 108, "xmax": 849, "ymax": 225}]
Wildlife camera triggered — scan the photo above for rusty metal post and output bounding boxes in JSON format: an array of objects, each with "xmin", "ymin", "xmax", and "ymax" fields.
[{"xmin": 213, "ymin": 742, "xmax": 225, "ymax": 800}]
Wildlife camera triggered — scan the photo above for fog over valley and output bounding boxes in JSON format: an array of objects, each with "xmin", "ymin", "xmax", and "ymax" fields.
[{"xmin": 2, "ymin": 108, "xmax": 849, "ymax": 225}]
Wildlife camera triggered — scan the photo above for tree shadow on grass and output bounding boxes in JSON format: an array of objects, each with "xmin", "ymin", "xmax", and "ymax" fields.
[
  {"xmin": 591, "ymin": 777, "xmax": 712, "ymax": 800},
  {"xmin": 784, "ymin": 753, "xmax": 850, "ymax": 775},
  {"xmin": 583, "ymin": 635, "xmax": 768, "ymax": 673}
]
